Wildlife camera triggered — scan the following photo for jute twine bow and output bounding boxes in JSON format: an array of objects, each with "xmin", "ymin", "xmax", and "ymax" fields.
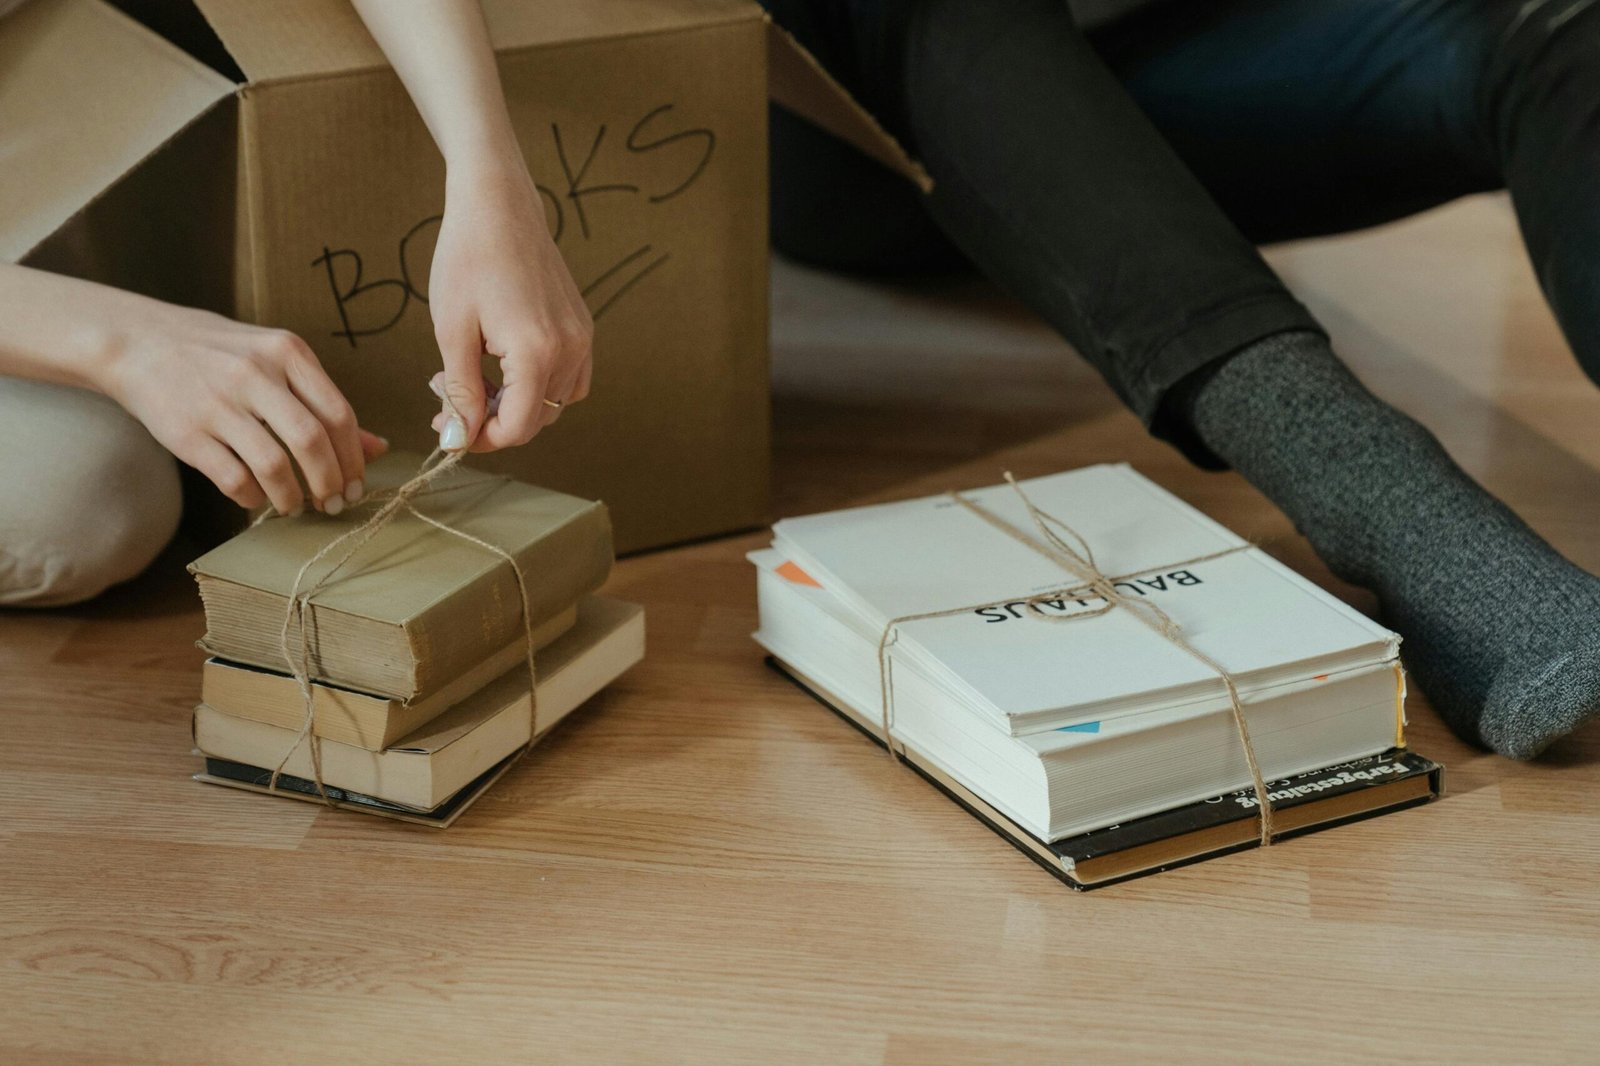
[
  {"xmin": 252, "ymin": 400, "xmax": 540, "ymax": 805},
  {"xmin": 873, "ymin": 473, "xmax": 1277, "ymax": 845}
]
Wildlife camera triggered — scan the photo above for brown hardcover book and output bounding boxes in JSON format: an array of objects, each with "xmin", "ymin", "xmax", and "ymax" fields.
[
  {"xmin": 188, "ymin": 453, "xmax": 613, "ymax": 702},
  {"xmin": 194, "ymin": 596, "xmax": 646, "ymax": 813},
  {"xmin": 199, "ymin": 605, "xmax": 577, "ymax": 751}
]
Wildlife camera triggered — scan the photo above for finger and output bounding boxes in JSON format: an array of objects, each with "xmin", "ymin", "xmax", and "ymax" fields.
[
  {"xmin": 475, "ymin": 342, "xmax": 556, "ymax": 451},
  {"xmin": 251, "ymin": 383, "xmax": 347, "ymax": 513},
  {"xmin": 537, "ymin": 394, "xmax": 564, "ymax": 430},
  {"xmin": 434, "ymin": 317, "xmax": 488, "ymax": 451},
  {"xmin": 221, "ymin": 415, "xmax": 304, "ymax": 516},
  {"xmin": 540, "ymin": 361, "xmax": 584, "ymax": 427},
  {"xmin": 280, "ymin": 338, "xmax": 365, "ymax": 503},
  {"xmin": 431, "ymin": 370, "xmax": 502, "ymax": 415},
  {"xmin": 570, "ymin": 356, "xmax": 592, "ymax": 403},
  {"xmin": 431, "ymin": 373, "xmax": 501, "ymax": 454},
  {"xmin": 474, "ymin": 376, "xmax": 549, "ymax": 451},
  {"xmin": 185, "ymin": 434, "xmax": 267, "ymax": 510},
  {"xmin": 359, "ymin": 429, "xmax": 389, "ymax": 462},
  {"xmin": 563, "ymin": 313, "xmax": 594, "ymax": 404}
]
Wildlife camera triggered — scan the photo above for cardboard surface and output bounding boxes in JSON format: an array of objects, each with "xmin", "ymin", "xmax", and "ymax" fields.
[
  {"xmin": 239, "ymin": 18, "xmax": 771, "ymax": 551},
  {"xmin": 0, "ymin": 0, "xmax": 231, "ymax": 261},
  {"xmin": 765, "ymin": 20, "xmax": 929, "ymax": 192},
  {"xmin": 11, "ymin": 0, "xmax": 922, "ymax": 552},
  {"xmin": 190, "ymin": 0, "xmax": 760, "ymax": 82}
]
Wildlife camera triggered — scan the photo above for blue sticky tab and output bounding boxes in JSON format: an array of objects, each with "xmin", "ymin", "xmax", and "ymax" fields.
[{"xmin": 1056, "ymin": 721, "xmax": 1101, "ymax": 734}]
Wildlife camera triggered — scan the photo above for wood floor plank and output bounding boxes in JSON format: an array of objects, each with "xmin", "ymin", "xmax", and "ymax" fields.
[{"xmin": 3, "ymin": 196, "xmax": 1598, "ymax": 1062}]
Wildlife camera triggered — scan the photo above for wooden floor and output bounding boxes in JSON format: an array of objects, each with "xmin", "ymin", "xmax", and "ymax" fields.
[{"xmin": 4, "ymin": 195, "xmax": 1599, "ymax": 1063}]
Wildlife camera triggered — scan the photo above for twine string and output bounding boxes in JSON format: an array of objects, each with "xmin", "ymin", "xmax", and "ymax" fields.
[
  {"xmin": 257, "ymin": 399, "xmax": 539, "ymax": 805},
  {"xmin": 873, "ymin": 472, "xmax": 1275, "ymax": 845}
]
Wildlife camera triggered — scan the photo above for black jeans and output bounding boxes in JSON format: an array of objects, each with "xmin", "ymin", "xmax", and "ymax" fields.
[{"xmin": 764, "ymin": 0, "xmax": 1600, "ymax": 462}]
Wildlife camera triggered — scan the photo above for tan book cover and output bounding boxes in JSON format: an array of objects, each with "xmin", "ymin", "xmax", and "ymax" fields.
[
  {"xmin": 200, "ymin": 604, "xmax": 577, "ymax": 751},
  {"xmin": 188, "ymin": 452, "xmax": 613, "ymax": 701},
  {"xmin": 194, "ymin": 596, "xmax": 646, "ymax": 811}
]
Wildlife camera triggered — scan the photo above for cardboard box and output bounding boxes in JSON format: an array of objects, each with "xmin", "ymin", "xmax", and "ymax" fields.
[{"xmin": 1, "ymin": 0, "xmax": 922, "ymax": 553}]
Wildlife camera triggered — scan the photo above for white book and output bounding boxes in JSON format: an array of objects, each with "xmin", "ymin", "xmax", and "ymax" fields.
[
  {"xmin": 771, "ymin": 464, "xmax": 1399, "ymax": 735},
  {"xmin": 751, "ymin": 549, "xmax": 1404, "ymax": 841}
]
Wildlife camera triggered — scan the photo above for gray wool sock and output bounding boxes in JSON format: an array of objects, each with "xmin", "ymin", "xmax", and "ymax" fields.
[{"xmin": 1183, "ymin": 331, "xmax": 1600, "ymax": 758}]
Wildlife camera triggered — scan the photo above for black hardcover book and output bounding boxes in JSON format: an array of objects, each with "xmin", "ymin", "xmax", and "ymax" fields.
[{"xmin": 766, "ymin": 656, "xmax": 1444, "ymax": 890}]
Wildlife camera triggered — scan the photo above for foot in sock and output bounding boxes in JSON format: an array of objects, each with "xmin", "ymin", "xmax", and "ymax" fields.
[{"xmin": 1180, "ymin": 331, "xmax": 1600, "ymax": 759}]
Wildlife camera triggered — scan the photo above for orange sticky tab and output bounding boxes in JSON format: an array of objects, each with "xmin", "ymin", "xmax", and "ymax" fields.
[{"xmin": 776, "ymin": 560, "xmax": 822, "ymax": 588}]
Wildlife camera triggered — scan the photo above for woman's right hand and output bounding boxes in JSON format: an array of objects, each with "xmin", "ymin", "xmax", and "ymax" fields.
[{"xmin": 94, "ymin": 297, "xmax": 386, "ymax": 516}]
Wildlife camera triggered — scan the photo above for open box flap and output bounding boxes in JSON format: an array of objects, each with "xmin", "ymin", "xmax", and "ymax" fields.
[
  {"xmin": 189, "ymin": 0, "xmax": 762, "ymax": 84},
  {"xmin": 3, "ymin": 0, "xmax": 925, "ymax": 266},
  {"xmin": 765, "ymin": 16, "xmax": 930, "ymax": 192},
  {"xmin": 0, "ymin": 0, "xmax": 232, "ymax": 262},
  {"xmin": 187, "ymin": 0, "xmax": 398, "ymax": 83},
  {"xmin": 482, "ymin": 0, "xmax": 759, "ymax": 54},
  {"xmin": 187, "ymin": 0, "xmax": 928, "ymax": 188}
]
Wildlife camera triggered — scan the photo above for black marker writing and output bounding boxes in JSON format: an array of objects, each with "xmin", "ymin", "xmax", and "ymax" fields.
[
  {"xmin": 312, "ymin": 102, "xmax": 716, "ymax": 346},
  {"xmin": 627, "ymin": 104, "xmax": 715, "ymax": 203},
  {"xmin": 974, "ymin": 570, "xmax": 1204, "ymax": 622}
]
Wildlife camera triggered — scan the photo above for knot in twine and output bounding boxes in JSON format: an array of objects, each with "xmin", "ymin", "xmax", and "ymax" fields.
[
  {"xmin": 255, "ymin": 398, "xmax": 539, "ymax": 805},
  {"xmin": 873, "ymin": 473, "xmax": 1276, "ymax": 845}
]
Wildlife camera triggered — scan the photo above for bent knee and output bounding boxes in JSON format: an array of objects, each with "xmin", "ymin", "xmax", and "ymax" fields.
[
  {"xmin": 0, "ymin": 380, "xmax": 181, "ymax": 607},
  {"xmin": 1473, "ymin": 0, "xmax": 1600, "ymax": 119},
  {"xmin": 0, "ymin": 453, "xmax": 181, "ymax": 607}
]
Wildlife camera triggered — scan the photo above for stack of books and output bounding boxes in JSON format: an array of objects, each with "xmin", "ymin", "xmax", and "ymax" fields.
[
  {"xmin": 752, "ymin": 465, "xmax": 1442, "ymax": 888},
  {"xmin": 188, "ymin": 454, "xmax": 644, "ymax": 825}
]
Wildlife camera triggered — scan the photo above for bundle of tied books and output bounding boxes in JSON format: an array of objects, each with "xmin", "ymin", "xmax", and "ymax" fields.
[
  {"xmin": 188, "ymin": 453, "xmax": 644, "ymax": 825},
  {"xmin": 752, "ymin": 464, "xmax": 1442, "ymax": 889}
]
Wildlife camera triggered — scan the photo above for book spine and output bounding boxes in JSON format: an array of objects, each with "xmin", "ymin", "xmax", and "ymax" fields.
[{"xmin": 404, "ymin": 503, "xmax": 614, "ymax": 699}]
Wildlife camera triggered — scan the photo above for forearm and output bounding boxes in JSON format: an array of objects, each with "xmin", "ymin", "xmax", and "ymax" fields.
[
  {"xmin": 0, "ymin": 263, "xmax": 124, "ymax": 392},
  {"xmin": 352, "ymin": 0, "xmax": 589, "ymax": 453},
  {"xmin": 350, "ymin": 0, "xmax": 526, "ymax": 187}
]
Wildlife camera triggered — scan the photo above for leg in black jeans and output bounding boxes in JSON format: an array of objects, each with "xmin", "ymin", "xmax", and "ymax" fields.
[
  {"xmin": 1093, "ymin": 0, "xmax": 1600, "ymax": 383},
  {"xmin": 766, "ymin": 0, "xmax": 1323, "ymax": 458},
  {"xmin": 765, "ymin": 0, "xmax": 1600, "ymax": 756},
  {"xmin": 773, "ymin": 0, "xmax": 1600, "ymax": 401}
]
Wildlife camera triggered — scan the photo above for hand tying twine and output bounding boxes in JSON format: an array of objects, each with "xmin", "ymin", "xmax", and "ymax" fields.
[
  {"xmin": 873, "ymin": 473, "xmax": 1275, "ymax": 845},
  {"xmin": 253, "ymin": 397, "xmax": 540, "ymax": 806}
]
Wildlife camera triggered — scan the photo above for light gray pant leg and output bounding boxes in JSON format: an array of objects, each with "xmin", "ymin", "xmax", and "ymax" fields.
[{"xmin": 0, "ymin": 377, "xmax": 182, "ymax": 606}]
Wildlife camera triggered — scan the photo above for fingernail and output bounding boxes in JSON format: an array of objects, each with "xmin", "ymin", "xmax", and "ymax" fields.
[
  {"xmin": 344, "ymin": 479, "xmax": 364, "ymax": 503},
  {"xmin": 428, "ymin": 378, "xmax": 446, "ymax": 400},
  {"xmin": 324, "ymin": 495, "xmax": 345, "ymax": 517},
  {"xmin": 440, "ymin": 416, "xmax": 467, "ymax": 451}
]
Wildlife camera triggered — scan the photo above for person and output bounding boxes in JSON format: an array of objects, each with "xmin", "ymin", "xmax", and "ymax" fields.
[
  {"xmin": 761, "ymin": 0, "xmax": 1600, "ymax": 759},
  {"xmin": 0, "ymin": 0, "xmax": 591, "ymax": 606}
]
